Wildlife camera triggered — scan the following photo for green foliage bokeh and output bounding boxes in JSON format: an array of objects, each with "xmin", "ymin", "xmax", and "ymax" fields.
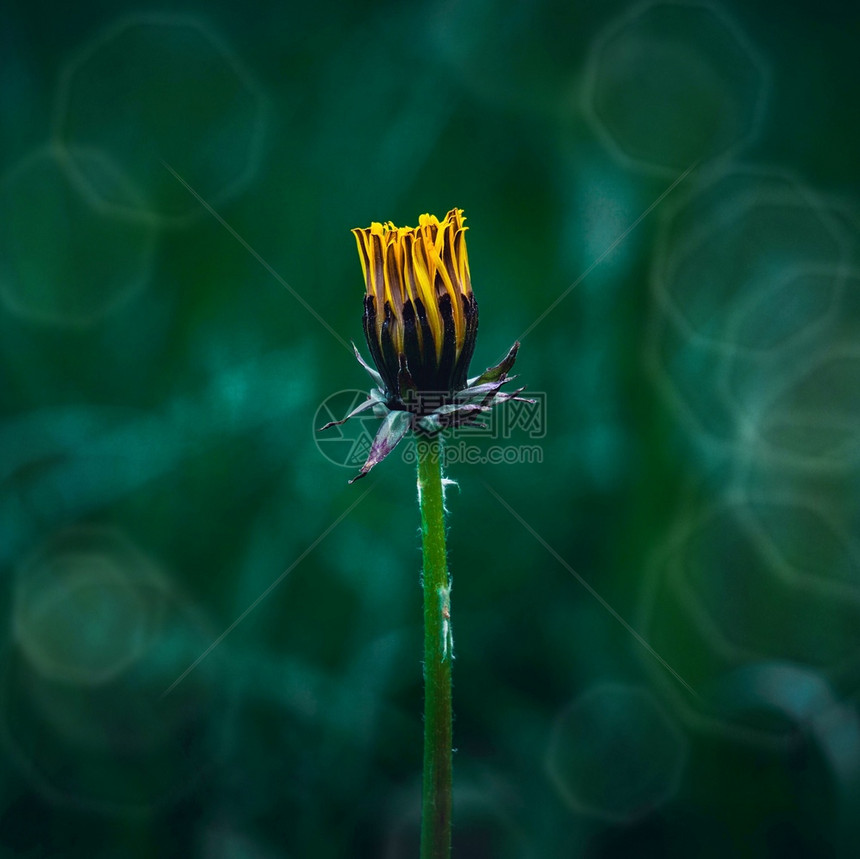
[{"xmin": 1, "ymin": 1, "xmax": 859, "ymax": 856}]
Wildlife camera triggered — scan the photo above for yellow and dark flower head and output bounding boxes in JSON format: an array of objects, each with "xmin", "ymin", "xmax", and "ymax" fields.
[
  {"xmin": 354, "ymin": 208, "xmax": 479, "ymax": 404},
  {"xmin": 322, "ymin": 208, "xmax": 528, "ymax": 482}
]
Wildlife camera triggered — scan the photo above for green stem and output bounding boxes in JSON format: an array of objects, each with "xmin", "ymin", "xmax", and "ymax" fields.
[{"xmin": 417, "ymin": 434, "xmax": 452, "ymax": 859}]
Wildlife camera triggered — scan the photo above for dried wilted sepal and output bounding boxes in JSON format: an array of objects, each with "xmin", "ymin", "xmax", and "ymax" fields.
[{"xmin": 321, "ymin": 208, "xmax": 529, "ymax": 482}]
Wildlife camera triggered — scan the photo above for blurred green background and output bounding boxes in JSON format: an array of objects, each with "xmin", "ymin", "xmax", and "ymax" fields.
[{"xmin": 1, "ymin": 0, "xmax": 859, "ymax": 856}]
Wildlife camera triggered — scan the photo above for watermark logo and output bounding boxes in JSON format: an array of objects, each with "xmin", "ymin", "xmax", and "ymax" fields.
[
  {"xmin": 402, "ymin": 439, "xmax": 545, "ymax": 466},
  {"xmin": 313, "ymin": 390, "xmax": 547, "ymax": 469},
  {"xmin": 456, "ymin": 392, "xmax": 547, "ymax": 440},
  {"xmin": 313, "ymin": 389, "xmax": 380, "ymax": 468}
]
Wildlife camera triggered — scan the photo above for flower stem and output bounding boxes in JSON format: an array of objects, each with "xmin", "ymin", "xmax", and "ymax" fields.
[{"xmin": 417, "ymin": 434, "xmax": 452, "ymax": 859}]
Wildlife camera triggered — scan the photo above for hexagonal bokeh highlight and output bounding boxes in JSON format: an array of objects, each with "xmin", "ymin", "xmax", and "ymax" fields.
[
  {"xmin": 53, "ymin": 14, "xmax": 267, "ymax": 225},
  {"xmin": 637, "ymin": 495, "xmax": 860, "ymax": 743},
  {"xmin": 653, "ymin": 167, "xmax": 847, "ymax": 355},
  {"xmin": 673, "ymin": 501, "xmax": 860, "ymax": 666},
  {"xmin": 546, "ymin": 683, "xmax": 687, "ymax": 822},
  {"xmin": 703, "ymin": 659, "xmax": 860, "ymax": 816},
  {"xmin": 14, "ymin": 546, "xmax": 150, "ymax": 686},
  {"xmin": 647, "ymin": 166, "xmax": 851, "ymax": 458},
  {"xmin": 1, "ymin": 527, "xmax": 227, "ymax": 812},
  {"xmin": 584, "ymin": 1, "xmax": 768, "ymax": 175},
  {"xmin": 0, "ymin": 147, "xmax": 156, "ymax": 326},
  {"xmin": 726, "ymin": 269, "xmax": 860, "ymax": 472}
]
